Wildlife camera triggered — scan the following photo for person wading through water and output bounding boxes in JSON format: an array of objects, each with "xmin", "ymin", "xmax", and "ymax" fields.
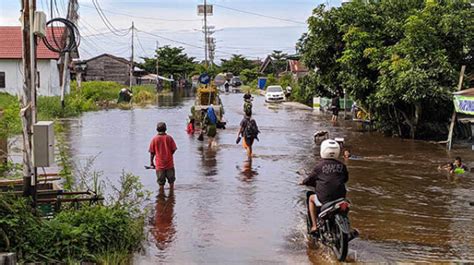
[
  {"xmin": 205, "ymin": 105, "xmax": 218, "ymax": 148},
  {"xmin": 149, "ymin": 122, "xmax": 177, "ymax": 189},
  {"xmin": 243, "ymin": 92, "xmax": 253, "ymax": 116},
  {"xmin": 237, "ymin": 110, "xmax": 260, "ymax": 158}
]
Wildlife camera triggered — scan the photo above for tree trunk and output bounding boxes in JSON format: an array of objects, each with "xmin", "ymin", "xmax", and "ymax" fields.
[{"xmin": 398, "ymin": 108, "xmax": 415, "ymax": 139}]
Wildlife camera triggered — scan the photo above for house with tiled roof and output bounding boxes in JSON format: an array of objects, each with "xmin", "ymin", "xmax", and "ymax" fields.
[{"xmin": 0, "ymin": 26, "xmax": 66, "ymax": 96}]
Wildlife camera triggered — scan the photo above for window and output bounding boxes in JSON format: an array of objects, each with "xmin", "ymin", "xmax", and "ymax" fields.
[
  {"xmin": 37, "ymin": 71, "xmax": 40, "ymax": 88},
  {"xmin": 0, "ymin": 72, "xmax": 5, "ymax": 88}
]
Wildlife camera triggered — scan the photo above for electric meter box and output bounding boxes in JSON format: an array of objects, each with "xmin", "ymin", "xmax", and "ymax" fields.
[
  {"xmin": 33, "ymin": 11, "xmax": 47, "ymax": 37},
  {"xmin": 33, "ymin": 121, "xmax": 54, "ymax": 167}
]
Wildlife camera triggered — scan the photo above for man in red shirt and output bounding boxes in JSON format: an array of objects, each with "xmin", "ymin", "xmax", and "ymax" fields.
[{"xmin": 149, "ymin": 122, "xmax": 178, "ymax": 189}]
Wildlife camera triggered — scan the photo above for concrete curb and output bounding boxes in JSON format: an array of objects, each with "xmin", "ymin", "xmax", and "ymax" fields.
[{"xmin": 282, "ymin": 101, "xmax": 313, "ymax": 110}]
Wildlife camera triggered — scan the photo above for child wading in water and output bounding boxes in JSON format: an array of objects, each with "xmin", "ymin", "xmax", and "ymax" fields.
[{"xmin": 237, "ymin": 111, "xmax": 260, "ymax": 158}]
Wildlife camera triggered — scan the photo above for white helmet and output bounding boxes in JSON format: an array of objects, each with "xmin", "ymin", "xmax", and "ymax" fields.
[{"xmin": 320, "ymin": 139, "xmax": 340, "ymax": 159}]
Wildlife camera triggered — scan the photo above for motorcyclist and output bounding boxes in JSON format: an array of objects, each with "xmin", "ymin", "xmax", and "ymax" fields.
[{"xmin": 299, "ymin": 139, "xmax": 349, "ymax": 234}]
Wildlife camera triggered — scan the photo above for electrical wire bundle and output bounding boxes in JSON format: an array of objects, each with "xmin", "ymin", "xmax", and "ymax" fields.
[{"xmin": 42, "ymin": 17, "xmax": 81, "ymax": 54}]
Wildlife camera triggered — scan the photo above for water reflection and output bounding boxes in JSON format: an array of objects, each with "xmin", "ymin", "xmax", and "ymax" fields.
[
  {"xmin": 152, "ymin": 187, "xmax": 176, "ymax": 251},
  {"xmin": 156, "ymin": 88, "xmax": 195, "ymax": 108},
  {"xmin": 238, "ymin": 159, "xmax": 258, "ymax": 182},
  {"xmin": 198, "ymin": 145, "xmax": 218, "ymax": 177}
]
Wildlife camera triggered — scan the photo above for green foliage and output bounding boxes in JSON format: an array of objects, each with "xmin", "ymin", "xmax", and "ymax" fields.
[
  {"xmin": 240, "ymin": 68, "xmax": 259, "ymax": 84},
  {"xmin": 0, "ymin": 171, "xmax": 149, "ymax": 263},
  {"xmin": 139, "ymin": 45, "xmax": 196, "ymax": 78},
  {"xmin": 0, "ymin": 93, "xmax": 21, "ymax": 137},
  {"xmin": 192, "ymin": 64, "xmax": 222, "ymax": 78},
  {"xmin": 298, "ymin": 0, "xmax": 473, "ymax": 139},
  {"xmin": 263, "ymin": 50, "xmax": 288, "ymax": 75},
  {"xmin": 132, "ymin": 85, "xmax": 157, "ymax": 104},
  {"xmin": 79, "ymin": 81, "xmax": 122, "ymax": 102},
  {"xmin": 220, "ymin": 54, "xmax": 257, "ymax": 76}
]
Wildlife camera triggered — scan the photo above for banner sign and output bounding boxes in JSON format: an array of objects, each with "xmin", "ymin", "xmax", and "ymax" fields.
[
  {"xmin": 454, "ymin": 95, "xmax": 474, "ymax": 115},
  {"xmin": 197, "ymin": 5, "xmax": 213, "ymax": 16}
]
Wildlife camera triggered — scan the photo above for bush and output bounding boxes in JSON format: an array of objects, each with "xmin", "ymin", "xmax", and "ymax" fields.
[
  {"xmin": 78, "ymin": 81, "xmax": 122, "ymax": 102},
  {"xmin": 0, "ymin": 93, "xmax": 21, "ymax": 137},
  {"xmin": 0, "ymin": 172, "xmax": 149, "ymax": 263}
]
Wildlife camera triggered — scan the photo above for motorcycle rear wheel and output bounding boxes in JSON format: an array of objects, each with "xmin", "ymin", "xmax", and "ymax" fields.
[{"xmin": 332, "ymin": 219, "xmax": 349, "ymax": 261}]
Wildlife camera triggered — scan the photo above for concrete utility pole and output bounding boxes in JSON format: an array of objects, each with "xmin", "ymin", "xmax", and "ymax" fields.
[
  {"xmin": 203, "ymin": 0, "xmax": 208, "ymax": 68},
  {"xmin": 130, "ymin": 21, "xmax": 134, "ymax": 90},
  {"xmin": 20, "ymin": 0, "xmax": 37, "ymax": 197}
]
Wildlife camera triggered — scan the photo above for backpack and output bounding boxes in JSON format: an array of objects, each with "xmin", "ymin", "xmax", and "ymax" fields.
[
  {"xmin": 244, "ymin": 118, "xmax": 259, "ymax": 139},
  {"xmin": 244, "ymin": 102, "xmax": 252, "ymax": 116}
]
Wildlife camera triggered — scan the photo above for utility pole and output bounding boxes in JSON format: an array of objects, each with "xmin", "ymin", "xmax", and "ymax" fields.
[
  {"xmin": 129, "ymin": 21, "xmax": 134, "ymax": 90},
  {"xmin": 61, "ymin": 0, "xmax": 78, "ymax": 108},
  {"xmin": 203, "ymin": 0, "xmax": 208, "ymax": 68},
  {"xmin": 155, "ymin": 41, "xmax": 159, "ymax": 76},
  {"xmin": 20, "ymin": 0, "xmax": 36, "ymax": 197}
]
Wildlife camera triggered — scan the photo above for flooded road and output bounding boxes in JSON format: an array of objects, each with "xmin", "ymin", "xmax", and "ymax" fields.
[{"xmin": 65, "ymin": 92, "xmax": 474, "ymax": 264}]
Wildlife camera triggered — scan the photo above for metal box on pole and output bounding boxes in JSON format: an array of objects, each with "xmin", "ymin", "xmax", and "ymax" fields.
[{"xmin": 33, "ymin": 121, "xmax": 54, "ymax": 167}]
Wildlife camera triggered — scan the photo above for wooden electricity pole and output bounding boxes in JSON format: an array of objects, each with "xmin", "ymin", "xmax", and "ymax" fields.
[
  {"xmin": 20, "ymin": 0, "xmax": 37, "ymax": 197},
  {"xmin": 447, "ymin": 65, "xmax": 466, "ymax": 150},
  {"xmin": 60, "ymin": 0, "xmax": 79, "ymax": 108},
  {"xmin": 129, "ymin": 21, "xmax": 134, "ymax": 90}
]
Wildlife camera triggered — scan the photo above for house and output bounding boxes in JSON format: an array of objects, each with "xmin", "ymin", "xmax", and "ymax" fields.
[
  {"xmin": 0, "ymin": 26, "xmax": 67, "ymax": 96},
  {"xmin": 259, "ymin": 53, "xmax": 309, "ymax": 80},
  {"xmin": 286, "ymin": 58, "xmax": 309, "ymax": 80},
  {"xmin": 77, "ymin": 54, "xmax": 137, "ymax": 85}
]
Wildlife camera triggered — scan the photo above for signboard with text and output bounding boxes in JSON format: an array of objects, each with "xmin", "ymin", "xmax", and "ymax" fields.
[
  {"xmin": 197, "ymin": 5, "xmax": 213, "ymax": 16},
  {"xmin": 454, "ymin": 95, "xmax": 474, "ymax": 115}
]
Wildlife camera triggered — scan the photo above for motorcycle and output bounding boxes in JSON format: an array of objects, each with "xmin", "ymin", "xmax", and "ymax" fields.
[{"xmin": 306, "ymin": 191, "xmax": 358, "ymax": 261}]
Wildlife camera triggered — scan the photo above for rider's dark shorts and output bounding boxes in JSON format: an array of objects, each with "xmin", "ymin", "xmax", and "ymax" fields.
[{"xmin": 156, "ymin": 168, "xmax": 175, "ymax": 186}]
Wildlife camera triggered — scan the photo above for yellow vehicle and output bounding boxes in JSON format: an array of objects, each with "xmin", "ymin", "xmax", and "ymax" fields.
[{"xmin": 190, "ymin": 83, "xmax": 225, "ymax": 122}]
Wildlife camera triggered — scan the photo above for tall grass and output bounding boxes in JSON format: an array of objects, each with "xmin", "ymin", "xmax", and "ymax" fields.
[{"xmin": 0, "ymin": 81, "xmax": 159, "ymax": 137}]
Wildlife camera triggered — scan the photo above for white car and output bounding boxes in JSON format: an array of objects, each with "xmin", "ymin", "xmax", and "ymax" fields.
[{"xmin": 265, "ymin": 85, "xmax": 285, "ymax": 103}]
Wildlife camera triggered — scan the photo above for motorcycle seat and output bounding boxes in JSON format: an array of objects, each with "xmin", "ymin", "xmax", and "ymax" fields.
[{"xmin": 320, "ymin": 198, "xmax": 346, "ymax": 213}]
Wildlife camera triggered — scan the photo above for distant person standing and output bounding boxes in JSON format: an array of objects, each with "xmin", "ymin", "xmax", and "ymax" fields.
[
  {"xmin": 149, "ymin": 122, "xmax": 178, "ymax": 189},
  {"xmin": 243, "ymin": 93, "xmax": 253, "ymax": 116},
  {"xmin": 237, "ymin": 112, "xmax": 260, "ymax": 158},
  {"xmin": 331, "ymin": 93, "xmax": 340, "ymax": 123}
]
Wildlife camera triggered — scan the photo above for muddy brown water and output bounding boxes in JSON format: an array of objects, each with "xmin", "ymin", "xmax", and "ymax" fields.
[{"xmin": 63, "ymin": 92, "xmax": 474, "ymax": 264}]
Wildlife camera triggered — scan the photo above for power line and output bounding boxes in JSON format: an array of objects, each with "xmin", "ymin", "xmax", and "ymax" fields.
[
  {"xmin": 135, "ymin": 31, "xmax": 149, "ymax": 57},
  {"xmin": 81, "ymin": 28, "xmax": 131, "ymax": 38},
  {"xmin": 80, "ymin": 3, "xmax": 201, "ymax": 22},
  {"xmin": 136, "ymin": 28, "xmax": 204, "ymax": 49},
  {"xmin": 212, "ymin": 3, "xmax": 306, "ymax": 25},
  {"xmin": 91, "ymin": 0, "xmax": 131, "ymax": 36}
]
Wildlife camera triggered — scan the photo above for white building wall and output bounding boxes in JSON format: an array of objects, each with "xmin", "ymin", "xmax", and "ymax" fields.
[{"xmin": 0, "ymin": 59, "xmax": 65, "ymax": 96}]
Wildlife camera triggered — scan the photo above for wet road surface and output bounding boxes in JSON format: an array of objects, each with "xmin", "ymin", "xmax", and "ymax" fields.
[{"xmin": 65, "ymin": 92, "xmax": 474, "ymax": 264}]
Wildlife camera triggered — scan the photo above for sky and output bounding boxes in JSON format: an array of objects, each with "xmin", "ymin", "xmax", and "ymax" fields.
[{"xmin": 0, "ymin": 0, "xmax": 342, "ymax": 62}]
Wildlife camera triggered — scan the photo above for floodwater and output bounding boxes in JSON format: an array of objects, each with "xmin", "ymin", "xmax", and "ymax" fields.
[{"xmin": 64, "ymin": 91, "xmax": 474, "ymax": 264}]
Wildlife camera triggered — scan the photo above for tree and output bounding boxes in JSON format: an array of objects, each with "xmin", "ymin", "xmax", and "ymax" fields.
[
  {"xmin": 139, "ymin": 46, "xmax": 196, "ymax": 79},
  {"xmin": 220, "ymin": 54, "xmax": 255, "ymax": 76},
  {"xmin": 265, "ymin": 50, "xmax": 288, "ymax": 75},
  {"xmin": 298, "ymin": 0, "xmax": 473, "ymax": 139}
]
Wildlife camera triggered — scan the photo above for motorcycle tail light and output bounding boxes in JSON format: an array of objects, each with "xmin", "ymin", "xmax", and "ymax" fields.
[{"xmin": 339, "ymin": 201, "xmax": 350, "ymax": 211}]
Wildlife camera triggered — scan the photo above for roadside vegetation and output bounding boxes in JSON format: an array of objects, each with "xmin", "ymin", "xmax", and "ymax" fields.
[
  {"xmin": 297, "ymin": 0, "xmax": 473, "ymax": 139},
  {"xmin": 0, "ymin": 81, "xmax": 158, "ymax": 138},
  {"xmin": 0, "ymin": 171, "xmax": 150, "ymax": 264}
]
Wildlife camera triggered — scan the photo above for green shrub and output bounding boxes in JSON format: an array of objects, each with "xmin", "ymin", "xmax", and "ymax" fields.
[
  {"xmin": 0, "ymin": 93, "xmax": 21, "ymax": 137},
  {"xmin": 79, "ymin": 81, "xmax": 122, "ymax": 102},
  {"xmin": 134, "ymin": 90, "xmax": 155, "ymax": 104},
  {"xmin": 0, "ymin": 171, "xmax": 149, "ymax": 263}
]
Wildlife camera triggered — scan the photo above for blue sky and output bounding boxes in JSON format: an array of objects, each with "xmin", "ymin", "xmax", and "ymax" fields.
[{"xmin": 0, "ymin": 0, "xmax": 342, "ymax": 61}]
